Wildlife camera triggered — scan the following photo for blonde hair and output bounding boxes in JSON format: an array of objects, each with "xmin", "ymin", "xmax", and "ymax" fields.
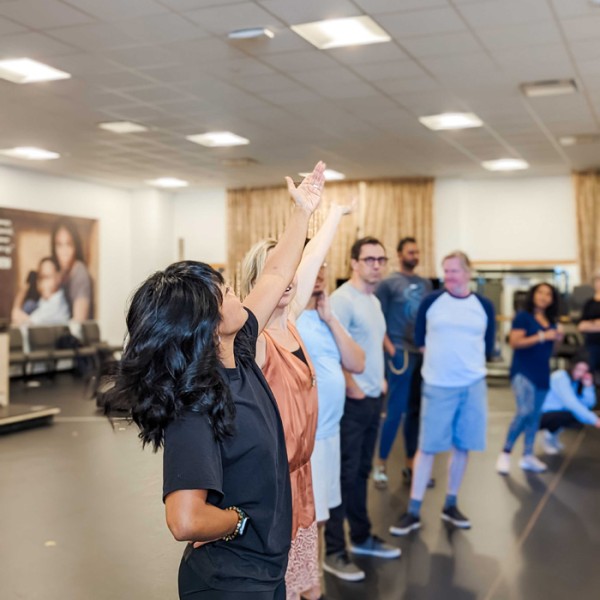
[
  {"xmin": 442, "ymin": 250, "xmax": 472, "ymax": 272},
  {"xmin": 239, "ymin": 239, "xmax": 277, "ymax": 300}
]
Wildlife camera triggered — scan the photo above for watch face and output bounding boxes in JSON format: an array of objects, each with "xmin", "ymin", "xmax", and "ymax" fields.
[{"xmin": 238, "ymin": 517, "xmax": 249, "ymax": 536}]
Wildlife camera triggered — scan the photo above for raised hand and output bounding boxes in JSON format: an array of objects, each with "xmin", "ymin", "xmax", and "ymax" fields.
[
  {"xmin": 285, "ymin": 160, "xmax": 326, "ymax": 214},
  {"xmin": 332, "ymin": 196, "xmax": 358, "ymax": 216}
]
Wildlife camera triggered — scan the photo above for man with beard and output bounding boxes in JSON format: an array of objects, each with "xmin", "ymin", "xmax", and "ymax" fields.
[{"xmin": 373, "ymin": 238, "xmax": 433, "ymax": 488}]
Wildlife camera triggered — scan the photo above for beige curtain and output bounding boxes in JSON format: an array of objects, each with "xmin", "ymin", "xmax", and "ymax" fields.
[
  {"xmin": 227, "ymin": 178, "xmax": 435, "ymax": 293},
  {"xmin": 574, "ymin": 171, "xmax": 600, "ymax": 283}
]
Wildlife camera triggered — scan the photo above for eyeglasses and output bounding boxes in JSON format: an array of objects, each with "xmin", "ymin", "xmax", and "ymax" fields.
[{"xmin": 358, "ymin": 256, "xmax": 389, "ymax": 266}]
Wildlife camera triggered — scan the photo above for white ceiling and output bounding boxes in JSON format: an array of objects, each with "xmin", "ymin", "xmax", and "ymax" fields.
[{"xmin": 0, "ymin": 0, "xmax": 599, "ymax": 188}]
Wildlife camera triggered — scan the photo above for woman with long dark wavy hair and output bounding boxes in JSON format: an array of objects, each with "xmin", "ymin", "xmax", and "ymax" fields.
[
  {"xmin": 106, "ymin": 162, "xmax": 326, "ymax": 600},
  {"xmin": 496, "ymin": 282, "xmax": 563, "ymax": 475}
]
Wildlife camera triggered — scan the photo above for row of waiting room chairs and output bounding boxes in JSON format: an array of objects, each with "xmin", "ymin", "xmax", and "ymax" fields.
[{"xmin": 8, "ymin": 321, "xmax": 121, "ymax": 377}]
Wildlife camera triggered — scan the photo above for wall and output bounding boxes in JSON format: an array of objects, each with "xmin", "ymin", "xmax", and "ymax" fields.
[
  {"xmin": 434, "ymin": 176, "xmax": 578, "ymax": 276},
  {"xmin": 172, "ymin": 188, "xmax": 227, "ymax": 265},
  {"xmin": 0, "ymin": 165, "xmax": 133, "ymax": 344}
]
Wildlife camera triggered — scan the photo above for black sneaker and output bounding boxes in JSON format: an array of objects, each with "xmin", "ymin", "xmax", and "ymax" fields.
[
  {"xmin": 441, "ymin": 506, "xmax": 471, "ymax": 529},
  {"xmin": 389, "ymin": 512, "xmax": 421, "ymax": 536}
]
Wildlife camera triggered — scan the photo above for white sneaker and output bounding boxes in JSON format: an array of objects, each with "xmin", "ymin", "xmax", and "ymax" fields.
[
  {"xmin": 496, "ymin": 452, "xmax": 511, "ymax": 475},
  {"xmin": 519, "ymin": 455, "xmax": 547, "ymax": 473},
  {"xmin": 542, "ymin": 431, "xmax": 560, "ymax": 455},
  {"xmin": 373, "ymin": 465, "xmax": 388, "ymax": 489}
]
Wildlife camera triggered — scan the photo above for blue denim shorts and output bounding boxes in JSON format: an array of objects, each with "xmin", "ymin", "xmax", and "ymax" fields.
[{"xmin": 419, "ymin": 378, "xmax": 488, "ymax": 453}]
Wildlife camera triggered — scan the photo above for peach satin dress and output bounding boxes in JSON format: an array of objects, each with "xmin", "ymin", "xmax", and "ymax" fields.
[{"xmin": 262, "ymin": 322, "xmax": 320, "ymax": 600}]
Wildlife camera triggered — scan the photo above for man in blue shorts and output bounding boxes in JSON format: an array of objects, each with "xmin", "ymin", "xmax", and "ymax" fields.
[{"xmin": 390, "ymin": 251, "xmax": 495, "ymax": 534}]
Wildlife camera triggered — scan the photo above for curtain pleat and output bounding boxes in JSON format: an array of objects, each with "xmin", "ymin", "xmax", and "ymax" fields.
[
  {"xmin": 574, "ymin": 171, "xmax": 600, "ymax": 283},
  {"xmin": 227, "ymin": 178, "xmax": 435, "ymax": 293}
]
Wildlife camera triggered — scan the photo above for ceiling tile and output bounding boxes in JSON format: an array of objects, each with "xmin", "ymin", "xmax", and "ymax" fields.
[
  {"xmin": 0, "ymin": 0, "xmax": 93, "ymax": 29},
  {"xmin": 0, "ymin": 31, "xmax": 77, "ymax": 57},
  {"xmin": 115, "ymin": 13, "xmax": 208, "ymax": 44},
  {"xmin": 478, "ymin": 20, "xmax": 562, "ymax": 51},
  {"xmin": 456, "ymin": 0, "xmax": 553, "ymax": 29},
  {"xmin": 560, "ymin": 15, "xmax": 600, "ymax": 42},
  {"xmin": 257, "ymin": 0, "xmax": 361, "ymax": 25},
  {"xmin": 231, "ymin": 29, "xmax": 311, "ymax": 56},
  {"xmin": 122, "ymin": 85, "xmax": 196, "ymax": 105},
  {"xmin": 184, "ymin": 2, "xmax": 283, "ymax": 34},
  {"xmin": 551, "ymin": 0, "xmax": 600, "ymax": 19},
  {"xmin": 159, "ymin": 0, "xmax": 239, "ymax": 9},
  {"xmin": 259, "ymin": 49, "xmax": 340, "ymax": 72},
  {"xmin": 107, "ymin": 45, "xmax": 180, "ymax": 69},
  {"xmin": 85, "ymin": 70, "xmax": 156, "ymax": 89},
  {"xmin": 373, "ymin": 75, "xmax": 442, "ymax": 95},
  {"xmin": 234, "ymin": 72, "xmax": 303, "ymax": 93},
  {"xmin": 350, "ymin": 60, "xmax": 429, "ymax": 81},
  {"xmin": 325, "ymin": 45, "xmax": 407, "ymax": 70},
  {"xmin": 61, "ymin": 0, "xmax": 168, "ymax": 21},
  {"xmin": 48, "ymin": 23, "xmax": 139, "ymax": 51},
  {"xmin": 492, "ymin": 44, "xmax": 574, "ymax": 80},
  {"xmin": 0, "ymin": 15, "xmax": 26, "ymax": 35},
  {"xmin": 353, "ymin": 0, "xmax": 449, "ymax": 14},
  {"xmin": 166, "ymin": 37, "xmax": 247, "ymax": 63},
  {"xmin": 377, "ymin": 7, "xmax": 466, "ymax": 38},
  {"xmin": 399, "ymin": 32, "xmax": 483, "ymax": 58}
]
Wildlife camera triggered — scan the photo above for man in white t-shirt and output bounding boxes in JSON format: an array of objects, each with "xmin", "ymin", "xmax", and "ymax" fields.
[{"xmin": 390, "ymin": 251, "xmax": 495, "ymax": 535}]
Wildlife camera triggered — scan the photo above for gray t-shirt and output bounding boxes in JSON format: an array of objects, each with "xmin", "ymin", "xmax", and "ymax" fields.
[
  {"xmin": 330, "ymin": 281, "xmax": 386, "ymax": 397},
  {"xmin": 375, "ymin": 272, "xmax": 432, "ymax": 353}
]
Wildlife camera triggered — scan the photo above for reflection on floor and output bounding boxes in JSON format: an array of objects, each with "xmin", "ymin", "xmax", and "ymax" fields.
[{"xmin": 1, "ymin": 375, "xmax": 599, "ymax": 600}]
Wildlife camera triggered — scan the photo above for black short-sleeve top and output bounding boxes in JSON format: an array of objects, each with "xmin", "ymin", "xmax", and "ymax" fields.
[{"xmin": 163, "ymin": 309, "xmax": 292, "ymax": 592}]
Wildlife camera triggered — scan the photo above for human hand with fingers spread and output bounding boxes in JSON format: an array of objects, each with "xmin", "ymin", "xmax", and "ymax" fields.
[{"xmin": 285, "ymin": 161, "xmax": 326, "ymax": 215}]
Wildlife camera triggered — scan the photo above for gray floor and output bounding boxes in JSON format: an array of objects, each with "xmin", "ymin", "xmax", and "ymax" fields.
[{"xmin": 1, "ymin": 374, "xmax": 599, "ymax": 600}]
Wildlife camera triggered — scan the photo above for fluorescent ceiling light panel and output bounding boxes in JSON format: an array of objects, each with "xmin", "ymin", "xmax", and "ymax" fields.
[
  {"xmin": 482, "ymin": 159, "xmax": 529, "ymax": 172},
  {"xmin": 419, "ymin": 112, "xmax": 483, "ymax": 131},
  {"xmin": 520, "ymin": 79, "xmax": 577, "ymax": 98},
  {"xmin": 291, "ymin": 16, "xmax": 390, "ymax": 50},
  {"xmin": 146, "ymin": 177, "xmax": 189, "ymax": 188},
  {"xmin": 299, "ymin": 169, "xmax": 346, "ymax": 181},
  {"xmin": 0, "ymin": 146, "xmax": 60, "ymax": 160},
  {"xmin": 186, "ymin": 131, "xmax": 250, "ymax": 147},
  {"xmin": 0, "ymin": 58, "xmax": 71, "ymax": 84},
  {"xmin": 228, "ymin": 27, "xmax": 274, "ymax": 40},
  {"xmin": 98, "ymin": 121, "xmax": 148, "ymax": 134}
]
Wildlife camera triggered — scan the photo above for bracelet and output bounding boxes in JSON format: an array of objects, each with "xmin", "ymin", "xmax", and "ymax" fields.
[
  {"xmin": 222, "ymin": 506, "xmax": 246, "ymax": 542},
  {"xmin": 538, "ymin": 331, "xmax": 545, "ymax": 343}
]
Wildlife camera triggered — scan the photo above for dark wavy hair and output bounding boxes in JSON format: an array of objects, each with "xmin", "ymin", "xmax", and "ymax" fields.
[
  {"xmin": 104, "ymin": 261, "xmax": 235, "ymax": 451},
  {"xmin": 525, "ymin": 283, "xmax": 559, "ymax": 324}
]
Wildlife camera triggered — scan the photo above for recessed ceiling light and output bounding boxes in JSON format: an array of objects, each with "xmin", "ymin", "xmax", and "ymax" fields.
[
  {"xmin": 98, "ymin": 121, "xmax": 148, "ymax": 134},
  {"xmin": 419, "ymin": 112, "xmax": 483, "ymax": 131},
  {"xmin": 520, "ymin": 79, "xmax": 577, "ymax": 98},
  {"xmin": 228, "ymin": 27, "xmax": 274, "ymax": 40},
  {"xmin": 0, "ymin": 146, "xmax": 60, "ymax": 160},
  {"xmin": 299, "ymin": 169, "xmax": 346, "ymax": 181},
  {"xmin": 186, "ymin": 132, "xmax": 250, "ymax": 147},
  {"xmin": 146, "ymin": 177, "xmax": 189, "ymax": 188},
  {"xmin": 559, "ymin": 134, "xmax": 600, "ymax": 146},
  {"xmin": 291, "ymin": 16, "xmax": 391, "ymax": 50},
  {"xmin": 482, "ymin": 159, "xmax": 529, "ymax": 172},
  {"xmin": 0, "ymin": 58, "xmax": 71, "ymax": 84}
]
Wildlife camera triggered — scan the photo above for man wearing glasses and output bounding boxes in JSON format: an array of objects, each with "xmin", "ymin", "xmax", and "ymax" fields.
[{"xmin": 323, "ymin": 237, "xmax": 401, "ymax": 583}]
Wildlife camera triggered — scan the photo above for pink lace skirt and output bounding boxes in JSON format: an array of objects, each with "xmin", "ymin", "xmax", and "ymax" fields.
[{"xmin": 285, "ymin": 521, "xmax": 320, "ymax": 600}]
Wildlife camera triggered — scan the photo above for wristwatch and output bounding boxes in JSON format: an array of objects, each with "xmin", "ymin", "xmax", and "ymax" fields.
[{"xmin": 222, "ymin": 506, "xmax": 249, "ymax": 541}]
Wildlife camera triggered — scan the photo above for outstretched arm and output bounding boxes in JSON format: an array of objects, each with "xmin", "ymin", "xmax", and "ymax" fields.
[
  {"xmin": 243, "ymin": 161, "xmax": 325, "ymax": 334},
  {"xmin": 289, "ymin": 201, "xmax": 354, "ymax": 321}
]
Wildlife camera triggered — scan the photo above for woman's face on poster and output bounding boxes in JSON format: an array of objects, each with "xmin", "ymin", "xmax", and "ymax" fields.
[{"xmin": 54, "ymin": 227, "xmax": 76, "ymax": 271}]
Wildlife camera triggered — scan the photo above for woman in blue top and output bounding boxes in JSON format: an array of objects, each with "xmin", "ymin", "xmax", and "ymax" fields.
[{"xmin": 496, "ymin": 283, "xmax": 562, "ymax": 475}]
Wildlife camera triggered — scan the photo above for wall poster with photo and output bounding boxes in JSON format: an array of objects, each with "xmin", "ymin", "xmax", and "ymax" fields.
[{"xmin": 0, "ymin": 208, "xmax": 98, "ymax": 326}]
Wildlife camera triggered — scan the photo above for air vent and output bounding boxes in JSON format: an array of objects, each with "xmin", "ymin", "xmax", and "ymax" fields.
[
  {"xmin": 220, "ymin": 158, "xmax": 258, "ymax": 167},
  {"xmin": 559, "ymin": 134, "xmax": 600, "ymax": 146},
  {"xmin": 520, "ymin": 79, "xmax": 578, "ymax": 97}
]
